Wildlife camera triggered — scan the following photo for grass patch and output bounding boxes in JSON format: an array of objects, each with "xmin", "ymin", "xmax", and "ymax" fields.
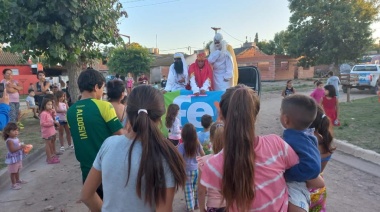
[
  {"xmin": 334, "ymin": 96, "xmax": 380, "ymax": 153},
  {"xmin": 0, "ymin": 113, "xmax": 43, "ymax": 169}
]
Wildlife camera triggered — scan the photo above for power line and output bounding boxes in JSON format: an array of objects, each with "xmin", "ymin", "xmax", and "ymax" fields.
[
  {"xmin": 221, "ymin": 29, "xmax": 245, "ymax": 43},
  {"xmin": 124, "ymin": 0, "xmax": 180, "ymax": 8}
]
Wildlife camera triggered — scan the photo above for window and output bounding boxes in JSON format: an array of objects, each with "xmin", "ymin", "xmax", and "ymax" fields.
[
  {"xmin": 280, "ymin": 62, "xmax": 289, "ymax": 71},
  {"xmin": 258, "ymin": 62, "xmax": 270, "ymax": 72}
]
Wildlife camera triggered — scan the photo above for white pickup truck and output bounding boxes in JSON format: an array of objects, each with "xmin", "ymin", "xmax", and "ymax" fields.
[{"xmin": 342, "ymin": 64, "xmax": 380, "ymax": 94}]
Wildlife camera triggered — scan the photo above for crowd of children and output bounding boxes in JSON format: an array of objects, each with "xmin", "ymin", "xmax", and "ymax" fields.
[{"xmin": 3, "ymin": 70, "xmax": 346, "ymax": 211}]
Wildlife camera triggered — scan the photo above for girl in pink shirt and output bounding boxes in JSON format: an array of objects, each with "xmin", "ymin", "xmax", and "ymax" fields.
[
  {"xmin": 310, "ymin": 80, "xmax": 325, "ymax": 104},
  {"xmin": 40, "ymin": 98, "xmax": 60, "ymax": 164},
  {"xmin": 55, "ymin": 91, "xmax": 72, "ymax": 151},
  {"xmin": 200, "ymin": 85, "xmax": 299, "ymax": 212}
]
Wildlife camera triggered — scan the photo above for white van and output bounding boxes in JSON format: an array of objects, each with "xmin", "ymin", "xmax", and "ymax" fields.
[{"xmin": 342, "ymin": 64, "xmax": 380, "ymax": 94}]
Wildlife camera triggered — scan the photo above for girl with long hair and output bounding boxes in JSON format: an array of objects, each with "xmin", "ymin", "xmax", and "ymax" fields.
[
  {"xmin": 54, "ymin": 91, "xmax": 72, "ymax": 151},
  {"xmin": 81, "ymin": 85, "xmax": 186, "ymax": 212},
  {"xmin": 309, "ymin": 105, "xmax": 336, "ymax": 212},
  {"xmin": 107, "ymin": 80, "xmax": 127, "ymax": 126},
  {"xmin": 322, "ymin": 85, "xmax": 340, "ymax": 126},
  {"xmin": 40, "ymin": 98, "xmax": 60, "ymax": 164},
  {"xmin": 200, "ymin": 85, "xmax": 299, "ymax": 211},
  {"xmin": 177, "ymin": 123, "xmax": 205, "ymax": 212},
  {"xmin": 165, "ymin": 104, "xmax": 181, "ymax": 146}
]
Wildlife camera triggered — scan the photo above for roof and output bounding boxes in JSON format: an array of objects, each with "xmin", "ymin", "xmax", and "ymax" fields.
[
  {"xmin": 0, "ymin": 51, "xmax": 27, "ymax": 65},
  {"xmin": 151, "ymin": 54, "xmax": 174, "ymax": 67}
]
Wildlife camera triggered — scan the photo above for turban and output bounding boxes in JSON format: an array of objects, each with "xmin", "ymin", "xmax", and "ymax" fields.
[
  {"xmin": 197, "ymin": 53, "xmax": 207, "ymax": 61},
  {"xmin": 174, "ymin": 52, "xmax": 183, "ymax": 59},
  {"xmin": 214, "ymin": 33, "xmax": 224, "ymax": 42}
]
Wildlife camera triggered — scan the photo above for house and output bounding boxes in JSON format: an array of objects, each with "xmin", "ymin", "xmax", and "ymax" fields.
[
  {"xmin": 0, "ymin": 51, "xmax": 42, "ymax": 94},
  {"xmin": 234, "ymin": 42, "xmax": 314, "ymax": 81}
]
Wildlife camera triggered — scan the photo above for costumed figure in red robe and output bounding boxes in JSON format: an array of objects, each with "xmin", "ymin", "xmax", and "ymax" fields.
[{"xmin": 188, "ymin": 53, "xmax": 213, "ymax": 96}]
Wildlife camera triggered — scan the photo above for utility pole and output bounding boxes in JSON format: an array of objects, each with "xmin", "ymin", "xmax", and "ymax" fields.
[{"xmin": 211, "ymin": 27, "xmax": 221, "ymax": 34}]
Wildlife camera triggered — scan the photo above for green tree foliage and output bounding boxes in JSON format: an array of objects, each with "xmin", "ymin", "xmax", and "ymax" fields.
[
  {"xmin": 0, "ymin": 0, "xmax": 127, "ymax": 101},
  {"xmin": 254, "ymin": 33, "xmax": 259, "ymax": 44},
  {"xmin": 287, "ymin": 0, "xmax": 380, "ymax": 67},
  {"xmin": 256, "ymin": 40, "xmax": 276, "ymax": 55},
  {"xmin": 107, "ymin": 43, "xmax": 154, "ymax": 77}
]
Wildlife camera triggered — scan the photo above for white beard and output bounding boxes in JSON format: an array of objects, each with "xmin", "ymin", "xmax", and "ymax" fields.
[{"xmin": 209, "ymin": 40, "xmax": 228, "ymax": 53}]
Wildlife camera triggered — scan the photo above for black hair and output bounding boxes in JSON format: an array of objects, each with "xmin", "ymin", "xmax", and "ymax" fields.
[
  {"xmin": 281, "ymin": 94, "xmax": 317, "ymax": 130},
  {"xmin": 37, "ymin": 71, "xmax": 45, "ymax": 79},
  {"xmin": 107, "ymin": 80, "xmax": 125, "ymax": 102},
  {"xmin": 77, "ymin": 68, "xmax": 105, "ymax": 93},
  {"xmin": 115, "ymin": 73, "xmax": 120, "ymax": 78},
  {"xmin": 28, "ymin": 89, "xmax": 35, "ymax": 93},
  {"xmin": 309, "ymin": 105, "xmax": 335, "ymax": 153},
  {"xmin": 3, "ymin": 123, "xmax": 18, "ymax": 140},
  {"xmin": 2, "ymin": 68, "xmax": 11, "ymax": 75},
  {"xmin": 324, "ymin": 85, "xmax": 337, "ymax": 97},
  {"xmin": 40, "ymin": 98, "xmax": 53, "ymax": 112},
  {"xmin": 201, "ymin": 114, "xmax": 213, "ymax": 129}
]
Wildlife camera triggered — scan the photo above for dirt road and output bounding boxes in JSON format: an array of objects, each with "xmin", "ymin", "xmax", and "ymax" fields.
[{"xmin": 0, "ymin": 89, "xmax": 379, "ymax": 212}]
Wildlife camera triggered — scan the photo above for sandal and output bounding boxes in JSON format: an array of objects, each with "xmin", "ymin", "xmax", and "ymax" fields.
[
  {"xmin": 16, "ymin": 180, "xmax": 28, "ymax": 184},
  {"xmin": 47, "ymin": 158, "xmax": 60, "ymax": 164},
  {"xmin": 11, "ymin": 184, "xmax": 22, "ymax": 190}
]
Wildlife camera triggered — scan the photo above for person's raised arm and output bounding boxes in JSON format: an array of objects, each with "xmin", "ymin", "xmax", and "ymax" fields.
[{"xmin": 81, "ymin": 167, "xmax": 103, "ymax": 212}]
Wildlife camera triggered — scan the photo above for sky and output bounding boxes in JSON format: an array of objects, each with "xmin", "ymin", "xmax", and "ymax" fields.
[{"xmin": 118, "ymin": 0, "xmax": 380, "ymax": 54}]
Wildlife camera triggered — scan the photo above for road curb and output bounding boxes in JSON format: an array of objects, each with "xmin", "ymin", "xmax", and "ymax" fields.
[
  {"xmin": 334, "ymin": 139, "xmax": 380, "ymax": 166},
  {"xmin": 0, "ymin": 146, "xmax": 45, "ymax": 189}
]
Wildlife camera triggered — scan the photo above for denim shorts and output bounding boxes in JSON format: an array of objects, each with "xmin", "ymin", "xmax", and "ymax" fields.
[{"xmin": 287, "ymin": 181, "xmax": 310, "ymax": 211}]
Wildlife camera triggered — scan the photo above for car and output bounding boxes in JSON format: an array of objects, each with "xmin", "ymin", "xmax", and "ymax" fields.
[{"xmin": 342, "ymin": 64, "xmax": 380, "ymax": 94}]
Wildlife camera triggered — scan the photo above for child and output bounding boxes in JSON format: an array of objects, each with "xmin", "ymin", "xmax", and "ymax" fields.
[
  {"xmin": 309, "ymin": 105, "xmax": 336, "ymax": 211},
  {"xmin": 322, "ymin": 85, "xmax": 340, "ymax": 126},
  {"xmin": 42, "ymin": 94, "xmax": 61, "ymax": 156},
  {"xmin": 55, "ymin": 91, "xmax": 73, "ymax": 151},
  {"xmin": 25, "ymin": 89, "xmax": 39, "ymax": 119},
  {"xmin": 282, "ymin": 80, "xmax": 296, "ymax": 97},
  {"xmin": 126, "ymin": 72, "xmax": 134, "ymax": 95},
  {"xmin": 310, "ymin": 80, "xmax": 325, "ymax": 104},
  {"xmin": 281, "ymin": 94, "xmax": 323, "ymax": 212},
  {"xmin": 198, "ymin": 121, "xmax": 226, "ymax": 211},
  {"xmin": 377, "ymin": 80, "xmax": 380, "ymax": 102},
  {"xmin": 200, "ymin": 85, "xmax": 299, "ymax": 211},
  {"xmin": 326, "ymin": 71, "xmax": 341, "ymax": 97},
  {"xmin": 4, "ymin": 123, "xmax": 27, "ymax": 190},
  {"xmin": 197, "ymin": 114, "xmax": 213, "ymax": 155},
  {"xmin": 40, "ymin": 98, "xmax": 60, "ymax": 164},
  {"xmin": 165, "ymin": 103, "xmax": 181, "ymax": 146},
  {"xmin": 178, "ymin": 123, "xmax": 205, "ymax": 212}
]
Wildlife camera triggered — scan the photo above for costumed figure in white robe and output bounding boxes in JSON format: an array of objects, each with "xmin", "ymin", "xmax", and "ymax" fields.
[
  {"xmin": 208, "ymin": 33, "xmax": 235, "ymax": 91},
  {"xmin": 164, "ymin": 52, "xmax": 188, "ymax": 92}
]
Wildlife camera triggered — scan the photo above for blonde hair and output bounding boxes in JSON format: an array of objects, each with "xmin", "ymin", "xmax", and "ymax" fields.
[{"xmin": 210, "ymin": 121, "xmax": 224, "ymax": 154}]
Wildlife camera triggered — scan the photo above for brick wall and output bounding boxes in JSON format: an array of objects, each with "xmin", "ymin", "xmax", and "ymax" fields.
[{"xmin": 297, "ymin": 67, "xmax": 315, "ymax": 79}]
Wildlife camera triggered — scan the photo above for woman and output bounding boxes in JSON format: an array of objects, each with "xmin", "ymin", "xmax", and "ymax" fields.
[
  {"xmin": 32, "ymin": 71, "xmax": 50, "ymax": 108},
  {"xmin": 199, "ymin": 85, "xmax": 299, "ymax": 211},
  {"xmin": 81, "ymin": 85, "xmax": 186, "ymax": 212},
  {"xmin": 106, "ymin": 80, "xmax": 127, "ymax": 126}
]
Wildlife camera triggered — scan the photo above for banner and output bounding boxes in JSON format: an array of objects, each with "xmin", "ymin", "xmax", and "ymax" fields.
[{"xmin": 162, "ymin": 90, "xmax": 224, "ymax": 136}]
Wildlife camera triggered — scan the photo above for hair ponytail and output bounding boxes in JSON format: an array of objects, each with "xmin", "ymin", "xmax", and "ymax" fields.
[
  {"xmin": 126, "ymin": 85, "xmax": 186, "ymax": 207},
  {"xmin": 219, "ymin": 85, "xmax": 260, "ymax": 211}
]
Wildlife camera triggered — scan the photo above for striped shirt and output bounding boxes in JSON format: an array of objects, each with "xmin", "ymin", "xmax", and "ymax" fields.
[{"xmin": 200, "ymin": 134, "xmax": 299, "ymax": 212}]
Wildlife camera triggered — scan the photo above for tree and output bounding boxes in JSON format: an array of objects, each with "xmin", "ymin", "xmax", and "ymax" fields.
[
  {"xmin": 273, "ymin": 30, "xmax": 290, "ymax": 55},
  {"xmin": 287, "ymin": 0, "xmax": 380, "ymax": 67},
  {"xmin": 256, "ymin": 40, "xmax": 276, "ymax": 55},
  {"xmin": 254, "ymin": 33, "xmax": 259, "ymax": 44},
  {"xmin": 0, "ymin": 0, "xmax": 127, "ymax": 102},
  {"xmin": 107, "ymin": 43, "xmax": 154, "ymax": 77}
]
